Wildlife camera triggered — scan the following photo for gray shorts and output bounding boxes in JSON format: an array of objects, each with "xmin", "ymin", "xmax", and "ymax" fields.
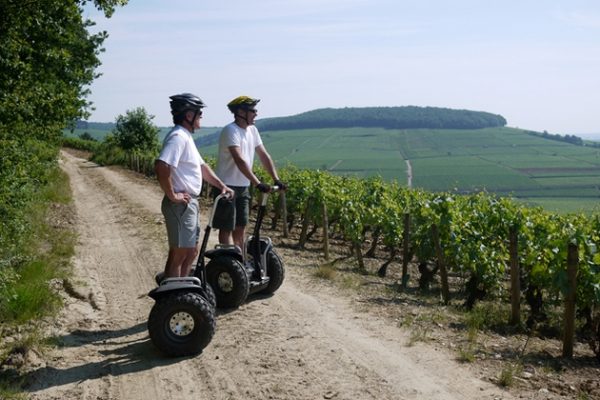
[
  {"xmin": 161, "ymin": 195, "xmax": 199, "ymax": 248},
  {"xmin": 212, "ymin": 186, "xmax": 250, "ymax": 231}
]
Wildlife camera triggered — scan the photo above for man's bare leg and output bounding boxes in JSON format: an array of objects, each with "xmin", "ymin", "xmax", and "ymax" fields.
[
  {"xmin": 219, "ymin": 229, "xmax": 232, "ymax": 245},
  {"xmin": 232, "ymin": 226, "xmax": 246, "ymax": 252},
  {"xmin": 165, "ymin": 247, "xmax": 193, "ymax": 277},
  {"xmin": 180, "ymin": 247, "xmax": 198, "ymax": 277}
]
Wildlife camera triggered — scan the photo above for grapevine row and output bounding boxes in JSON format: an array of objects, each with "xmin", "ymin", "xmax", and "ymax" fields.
[{"xmin": 268, "ymin": 167, "xmax": 600, "ymax": 330}]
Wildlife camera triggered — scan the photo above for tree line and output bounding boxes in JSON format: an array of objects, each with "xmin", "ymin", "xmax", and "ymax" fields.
[
  {"xmin": 524, "ymin": 130, "xmax": 585, "ymax": 146},
  {"xmin": 256, "ymin": 106, "xmax": 507, "ymax": 131}
]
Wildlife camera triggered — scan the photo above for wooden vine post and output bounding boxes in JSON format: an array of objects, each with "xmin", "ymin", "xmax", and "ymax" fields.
[
  {"xmin": 280, "ymin": 192, "xmax": 289, "ymax": 238},
  {"xmin": 322, "ymin": 201, "xmax": 330, "ymax": 260},
  {"xmin": 509, "ymin": 226, "xmax": 520, "ymax": 326},
  {"xmin": 431, "ymin": 224, "xmax": 450, "ymax": 305},
  {"xmin": 298, "ymin": 197, "xmax": 312, "ymax": 248},
  {"xmin": 562, "ymin": 242, "xmax": 578, "ymax": 358},
  {"xmin": 401, "ymin": 213, "xmax": 411, "ymax": 288}
]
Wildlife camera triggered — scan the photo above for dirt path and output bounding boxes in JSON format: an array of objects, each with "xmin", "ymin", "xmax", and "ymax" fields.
[
  {"xmin": 25, "ymin": 151, "xmax": 516, "ymax": 400},
  {"xmin": 405, "ymin": 159, "xmax": 413, "ymax": 188}
]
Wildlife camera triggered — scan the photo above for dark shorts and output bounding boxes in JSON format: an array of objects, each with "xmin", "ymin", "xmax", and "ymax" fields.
[{"xmin": 211, "ymin": 186, "xmax": 250, "ymax": 231}]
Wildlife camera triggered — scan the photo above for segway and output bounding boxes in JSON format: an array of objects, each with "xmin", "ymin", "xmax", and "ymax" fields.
[
  {"xmin": 147, "ymin": 193, "xmax": 228, "ymax": 357},
  {"xmin": 205, "ymin": 186, "xmax": 285, "ymax": 309}
]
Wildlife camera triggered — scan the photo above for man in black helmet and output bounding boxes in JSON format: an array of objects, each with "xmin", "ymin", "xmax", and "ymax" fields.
[
  {"xmin": 155, "ymin": 93, "xmax": 233, "ymax": 278},
  {"xmin": 212, "ymin": 95, "xmax": 286, "ymax": 250}
]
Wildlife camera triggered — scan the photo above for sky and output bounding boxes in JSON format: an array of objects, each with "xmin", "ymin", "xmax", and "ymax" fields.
[{"xmin": 84, "ymin": 0, "xmax": 600, "ymax": 137}]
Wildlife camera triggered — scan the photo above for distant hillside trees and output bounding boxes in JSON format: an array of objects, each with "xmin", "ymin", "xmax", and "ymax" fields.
[
  {"xmin": 525, "ymin": 130, "xmax": 585, "ymax": 146},
  {"xmin": 543, "ymin": 131, "xmax": 584, "ymax": 146},
  {"xmin": 256, "ymin": 106, "xmax": 507, "ymax": 131},
  {"xmin": 75, "ymin": 120, "xmax": 116, "ymax": 130}
]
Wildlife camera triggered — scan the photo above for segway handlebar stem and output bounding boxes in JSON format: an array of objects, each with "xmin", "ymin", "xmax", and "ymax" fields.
[
  {"xmin": 259, "ymin": 185, "xmax": 281, "ymax": 206},
  {"xmin": 209, "ymin": 192, "xmax": 232, "ymax": 227}
]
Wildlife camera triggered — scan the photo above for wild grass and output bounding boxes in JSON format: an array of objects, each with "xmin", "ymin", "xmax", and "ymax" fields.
[
  {"xmin": 465, "ymin": 301, "xmax": 508, "ymax": 333},
  {"xmin": 457, "ymin": 345, "xmax": 476, "ymax": 363},
  {"xmin": 313, "ymin": 264, "xmax": 337, "ymax": 280},
  {"xmin": 0, "ymin": 384, "xmax": 27, "ymax": 400},
  {"xmin": 498, "ymin": 362, "xmax": 523, "ymax": 387},
  {"xmin": 0, "ymin": 166, "xmax": 75, "ymax": 392},
  {"xmin": 407, "ymin": 326, "xmax": 431, "ymax": 346},
  {"xmin": 0, "ymin": 168, "xmax": 74, "ymax": 324}
]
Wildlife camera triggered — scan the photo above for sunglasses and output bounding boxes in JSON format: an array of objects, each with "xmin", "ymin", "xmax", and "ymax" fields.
[{"xmin": 247, "ymin": 109, "xmax": 258, "ymax": 114}]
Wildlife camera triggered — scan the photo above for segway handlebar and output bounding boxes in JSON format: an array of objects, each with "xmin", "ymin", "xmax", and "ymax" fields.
[
  {"xmin": 259, "ymin": 185, "xmax": 283, "ymax": 206},
  {"xmin": 208, "ymin": 192, "xmax": 232, "ymax": 228}
]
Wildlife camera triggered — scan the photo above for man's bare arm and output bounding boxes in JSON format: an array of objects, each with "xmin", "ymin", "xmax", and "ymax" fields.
[
  {"xmin": 155, "ymin": 160, "xmax": 189, "ymax": 203},
  {"xmin": 228, "ymin": 146, "xmax": 261, "ymax": 186}
]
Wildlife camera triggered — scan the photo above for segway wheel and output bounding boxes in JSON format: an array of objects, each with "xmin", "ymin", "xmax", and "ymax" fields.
[
  {"xmin": 203, "ymin": 283, "xmax": 217, "ymax": 309},
  {"xmin": 263, "ymin": 249, "xmax": 285, "ymax": 294},
  {"xmin": 148, "ymin": 292, "xmax": 215, "ymax": 357},
  {"xmin": 206, "ymin": 256, "xmax": 249, "ymax": 308}
]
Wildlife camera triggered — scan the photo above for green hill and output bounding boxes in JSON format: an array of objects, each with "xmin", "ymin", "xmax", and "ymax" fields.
[
  {"xmin": 199, "ymin": 124, "xmax": 600, "ymax": 213},
  {"xmin": 256, "ymin": 106, "xmax": 506, "ymax": 131}
]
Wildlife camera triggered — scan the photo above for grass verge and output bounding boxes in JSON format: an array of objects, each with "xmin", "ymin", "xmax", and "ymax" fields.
[{"xmin": 0, "ymin": 165, "xmax": 75, "ymax": 398}]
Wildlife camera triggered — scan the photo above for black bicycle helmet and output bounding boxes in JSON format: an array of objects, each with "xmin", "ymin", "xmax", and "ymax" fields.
[
  {"xmin": 227, "ymin": 95, "xmax": 260, "ymax": 113},
  {"xmin": 169, "ymin": 93, "xmax": 206, "ymax": 116}
]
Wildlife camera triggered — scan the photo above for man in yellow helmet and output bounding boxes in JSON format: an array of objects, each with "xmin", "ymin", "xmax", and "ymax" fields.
[{"xmin": 213, "ymin": 95, "xmax": 286, "ymax": 250}]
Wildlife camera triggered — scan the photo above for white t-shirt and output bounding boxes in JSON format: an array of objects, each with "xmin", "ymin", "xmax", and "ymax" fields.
[
  {"xmin": 157, "ymin": 125, "xmax": 204, "ymax": 196},
  {"xmin": 216, "ymin": 122, "xmax": 263, "ymax": 186}
]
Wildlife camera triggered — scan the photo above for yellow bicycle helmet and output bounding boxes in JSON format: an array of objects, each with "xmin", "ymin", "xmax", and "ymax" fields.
[{"xmin": 227, "ymin": 95, "xmax": 260, "ymax": 112}]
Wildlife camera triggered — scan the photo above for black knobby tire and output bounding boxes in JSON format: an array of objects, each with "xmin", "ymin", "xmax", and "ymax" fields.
[
  {"xmin": 148, "ymin": 292, "xmax": 215, "ymax": 357},
  {"xmin": 206, "ymin": 256, "xmax": 249, "ymax": 308},
  {"xmin": 263, "ymin": 249, "xmax": 285, "ymax": 294},
  {"xmin": 202, "ymin": 282, "xmax": 217, "ymax": 309}
]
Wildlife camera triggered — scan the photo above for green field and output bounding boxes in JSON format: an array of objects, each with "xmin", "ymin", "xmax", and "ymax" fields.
[
  {"xmin": 65, "ymin": 124, "xmax": 600, "ymax": 213},
  {"xmin": 257, "ymin": 126, "xmax": 600, "ymax": 213}
]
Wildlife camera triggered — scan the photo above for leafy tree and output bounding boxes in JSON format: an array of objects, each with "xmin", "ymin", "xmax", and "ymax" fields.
[
  {"xmin": 112, "ymin": 107, "xmax": 160, "ymax": 152},
  {"xmin": 0, "ymin": 0, "xmax": 127, "ymax": 141},
  {"xmin": 0, "ymin": 0, "xmax": 127, "ymax": 265}
]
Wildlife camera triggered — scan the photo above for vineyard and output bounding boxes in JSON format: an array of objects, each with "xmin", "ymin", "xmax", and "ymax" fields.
[
  {"xmin": 77, "ymin": 143, "xmax": 600, "ymax": 360},
  {"xmin": 273, "ymin": 167, "xmax": 600, "ymax": 359}
]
